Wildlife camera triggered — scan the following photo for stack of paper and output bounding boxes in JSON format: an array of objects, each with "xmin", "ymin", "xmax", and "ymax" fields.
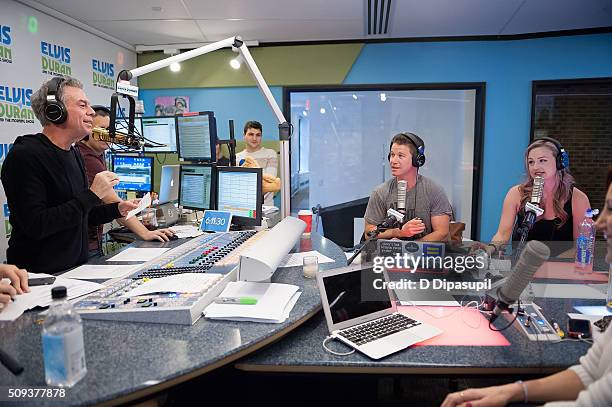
[
  {"xmin": 204, "ymin": 281, "xmax": 301, "ymax": 323},
  {"xmin": 0, "ymin": 273, "xmax": 103, "ymax": 322},
  {"xmin": 168, "ymin": 224, "xmax": 204, "ymax": 239},
  {"xmin": 60, "ymin": 264, "xmax": 140, "ymax": 280}
]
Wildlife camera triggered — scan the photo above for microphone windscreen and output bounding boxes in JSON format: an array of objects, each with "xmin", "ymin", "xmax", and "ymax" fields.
[{"xmin": 498, "ymin": 240, "xmax": 550, "ymax": 305}]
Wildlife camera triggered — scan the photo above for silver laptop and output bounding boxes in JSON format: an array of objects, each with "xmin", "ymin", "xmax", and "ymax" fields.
[
  {"xmin": 159, "ymin": 165, "xmax": 180, "ymax": 204},
  {"xmin": 317, "ymin": 265, "xmax": 442, "ymax": 360}
]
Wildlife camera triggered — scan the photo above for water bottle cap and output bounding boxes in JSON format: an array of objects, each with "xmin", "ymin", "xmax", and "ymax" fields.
[{"xmin": 51, "ymin": 286, "xmax": 67, "ymax": 300}]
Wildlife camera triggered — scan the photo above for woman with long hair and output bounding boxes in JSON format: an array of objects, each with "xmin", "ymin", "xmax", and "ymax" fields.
[{"xmin": 486, "ymin": 137, "xmax": 590, "ymax": 256}]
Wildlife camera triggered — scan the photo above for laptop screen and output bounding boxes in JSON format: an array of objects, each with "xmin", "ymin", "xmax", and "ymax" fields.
[{"xmin": 322, "ymin": 267, "xmax": 392, "ymax": 325}]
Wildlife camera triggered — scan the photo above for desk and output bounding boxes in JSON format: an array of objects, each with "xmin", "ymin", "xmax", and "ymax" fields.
[
  {"xmin": 0, "ymin": 234, "xmax": 346, "ymax": 406},
  {"xmin": 235, "ymin": 297, "xmax": 598, "ymax": 376}
]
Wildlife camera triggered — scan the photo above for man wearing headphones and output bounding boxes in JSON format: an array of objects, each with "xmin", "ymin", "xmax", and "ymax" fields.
[
  {"xmin": 0, "ymin": 76, "xmax": 138, "ymax": 274},
  {"xmin": 364, "ymin": 133, "xmax": 452, "ymax": 241},
  {"xmin": 77, "ymin": 106, "xmax": 174, "ymax": 257}
]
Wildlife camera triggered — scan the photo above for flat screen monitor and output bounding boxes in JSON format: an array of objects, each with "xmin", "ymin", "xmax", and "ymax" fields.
[
  {"xmin": 176, "ymin": 111, "xmax": 216, "ymax": 162},
  {"xmin": 112, "ymin": 155, "xmax": 153, "ymax": 193},
  {"xmin": 216, "ymin": 167, "xmax": 262, "ymax": 226},
  {"xmin": 179, "ymin": 164, "xmax": 215, "ymax": 210},
  {"xmin": 141, "ymin": 116, "xmax": 177, "ymax": 153},
  {"xmin": 159, "ymin": 165, "xmax": 180, "ymax": 204}
]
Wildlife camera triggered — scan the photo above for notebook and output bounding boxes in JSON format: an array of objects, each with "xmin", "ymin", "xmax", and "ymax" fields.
[{"xmin": 316, "ymin": 265, "xmax": 442, "ymax": 359}]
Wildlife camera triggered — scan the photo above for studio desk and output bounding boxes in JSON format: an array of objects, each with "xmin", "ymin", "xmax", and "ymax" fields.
[
  {"xmin": 0, "ymin": 233, "xmax": 347, "ymax": 407},
  {"xmin": 236, "ymin": 260, "xmax": 608, "ymax": 376}
]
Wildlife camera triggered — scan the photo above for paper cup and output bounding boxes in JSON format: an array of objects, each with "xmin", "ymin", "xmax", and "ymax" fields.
[{"xmin": 298, "ymin": 209, "xmax": 313, "ymax": 235}]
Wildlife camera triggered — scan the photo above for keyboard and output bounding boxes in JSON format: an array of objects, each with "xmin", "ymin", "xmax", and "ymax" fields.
[{"xmin": 338, "ymin": 314, "xmax": 421, "ymax": 346}]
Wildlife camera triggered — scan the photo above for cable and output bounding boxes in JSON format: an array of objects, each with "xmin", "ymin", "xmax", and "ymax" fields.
[
  {"xmin": 487, "ymin": 299, "xmax": 521, "ymax": 332},
  {"xmin": 322, "ymin": 336, "xmax": 355, "ymax": 356}
]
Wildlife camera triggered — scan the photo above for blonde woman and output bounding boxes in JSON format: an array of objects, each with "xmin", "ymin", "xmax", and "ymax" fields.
[{"xmin": 486, "ymin": 137, "xmax": 590, "ymax": 256}]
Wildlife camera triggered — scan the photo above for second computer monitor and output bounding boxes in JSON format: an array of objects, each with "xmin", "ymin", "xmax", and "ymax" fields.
[
  {"xmin": 159, "ymin": 165, "xmax": 180, "ymax": 204},
  {"xmin": 176, "ymin": 112, "xmax": 217, "ymax": 162},
  {"xmin": 141, "ymin": 116, "xmax": 177, "ymax": 153},
  {"xmin": 112, "ymin": 155, "xmax": 153, "ymax": 193},
  {"xmin": 217, "ymin": 167, "xmax": 262, "ymax": 226},
  {"xmin": 179, "ymin": 164, "xmax": 215, "ymax": 210}
]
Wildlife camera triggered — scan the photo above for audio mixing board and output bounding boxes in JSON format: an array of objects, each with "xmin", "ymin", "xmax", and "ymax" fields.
[{"xmin": 74, "ymin": 230, "xmax": 268, "ymax": 325}]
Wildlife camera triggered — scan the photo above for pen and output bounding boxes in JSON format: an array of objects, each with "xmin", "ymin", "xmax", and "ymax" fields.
[
  {"xmin": 0, "ymin": 347, "xmax": 24, "ymax": 375},
  {"xmin": 214, "ymin": 297, "xmax": 258, "ymax": 305}
]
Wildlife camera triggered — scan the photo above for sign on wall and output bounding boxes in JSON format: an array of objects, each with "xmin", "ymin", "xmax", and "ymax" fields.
[{"xmin": 0, "ymin": 0, "xmax": 137, "ymax": 261}]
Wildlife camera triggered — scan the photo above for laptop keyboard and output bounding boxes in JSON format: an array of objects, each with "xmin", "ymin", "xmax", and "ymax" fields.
[{"xmin": 338, "ymin": 314, "xmax": 421, "ymax": 346}]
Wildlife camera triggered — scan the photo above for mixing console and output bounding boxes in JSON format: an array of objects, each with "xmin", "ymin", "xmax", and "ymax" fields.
[{"xmin": 74, "ymin": 230, "xmax": 266, "ymax": 325}]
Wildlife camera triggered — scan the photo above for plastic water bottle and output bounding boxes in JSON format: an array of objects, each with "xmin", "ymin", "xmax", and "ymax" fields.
[
  {"xmin": 575, "ymin": 208, "xmax": 598, "ymax": 273},
  {"xmin": 42, "ymin": 286, "xmax": 87, "ymax": 387}
]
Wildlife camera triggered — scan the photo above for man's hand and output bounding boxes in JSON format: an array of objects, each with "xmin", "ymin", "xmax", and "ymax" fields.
[
  {"xmin": 118, "ymin": 199, "xmax": 140, "ymax": 217},
  {"xmin": 398, "ymin": 218, "xmax": 426, "ymax": 238},
  {"xmin": 241, "ymin": 156, "xmax": 260, "ymax": 168},
  {"xmin": 139, "ymin": 228, "xmax": 175, "ymax": 242},
  {"xmin": 0, "ymin": 264, "xmax": 29, "ymax": 294},
  {"xmin": 90, "ymin": 171, "xmax": 120, "ymax": 199},
  {"xmin": 262, "ymin": 174, "xmax": 281, "ymax": 193}
]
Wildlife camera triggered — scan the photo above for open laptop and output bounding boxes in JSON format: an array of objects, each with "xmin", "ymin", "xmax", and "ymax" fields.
[
  {"xmin": 159, "ymin": 165, "xmax": 180, "ymax": 204},
  {"xmin": 317, "ymin": 265, "xmax": 442, "ymax": 359}
]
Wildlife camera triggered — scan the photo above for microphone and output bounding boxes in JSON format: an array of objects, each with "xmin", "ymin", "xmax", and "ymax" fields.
[
  {"xmin": 490, "ymin": 240, "xmax": 550, "ymax": 322},
  {"xmin": 520, "ymin": 176, "xmax": 545, "ymax": 235},
  {"xmin": 397, "ymin": 180, "xmax": 407, "ymax": 214},
  {"xmin": 367, "ymin": 208, "xmax": 405, "ymax": 238},
  {"xmin": 91, "ymin": 127, "xmax": 156, "ymax": 150}
]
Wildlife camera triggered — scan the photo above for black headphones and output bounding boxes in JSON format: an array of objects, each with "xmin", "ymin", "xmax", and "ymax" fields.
[
  {"xmin": 44, "ymin": 77, "xmax": 68, "ymax": 124},
  {"xmin": 533, "ymin": 136, "xmax": 569, "ymax": 170},
  {"xmin": 388, "ymin": 132, "xmax": 426, "ymax": 168}
]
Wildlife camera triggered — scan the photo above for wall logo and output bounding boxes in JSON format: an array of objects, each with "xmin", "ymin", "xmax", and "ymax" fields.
[
  {"xmin": 0, "ymin": 85, "xmax": 35, "ymax": 123},
  {"xmin": 0, "ymin": 24, "xmax": 12, "ymax": 64},
  {"xmin": 41, "ymin": 41, "xmax": 71, "ymax": 76},
  {"xmin": 3, "ymin": 203, "xmax": 11, "ymax": 238},
  {"xmin": 92, "ymin": 59, "xmax": 114, "ymax": 90}
]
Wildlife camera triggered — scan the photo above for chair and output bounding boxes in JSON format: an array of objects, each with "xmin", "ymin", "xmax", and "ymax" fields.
[{"xmin": 312, "ymin": 197, "xmax": 370, "ymax": 249}]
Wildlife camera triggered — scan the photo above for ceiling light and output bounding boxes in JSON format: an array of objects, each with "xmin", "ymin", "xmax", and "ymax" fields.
[
  {"xmin": 380, "ymin": 93, "xmax": 387, "ymax": 102},
  {"xmin": 230, "ymin": 57, "xmax": 241, "ymax": 69},
  {"xmin": 170, "ymin": 62, "xmax": 181, "ymax": 72},
  {"xmin": 302, "ymin": 110, "xmax": 308, "ymax": 117},
  {"xmin": 352, "ymin": 94, "xmax": 358, "ymax": 100},
  {"xmin": 319, "ymin": 107, "xmax": 326, "ymax": 114}
]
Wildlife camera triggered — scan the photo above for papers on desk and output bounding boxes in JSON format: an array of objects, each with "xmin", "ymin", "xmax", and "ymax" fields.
[
  {"xmin": 126, "ymin": 273, "xmax": 222, "ymax": 297},
  {"xmin": 107, "ymin": 247, "xmax": 171, "ymax": 262},
  {"xmin": 278, "ymin": 250, "xmax": 335, "ymax": 268},
  {"xmin": 60, "ymin": 264, "xmax": 140, "ymax": 280},
  {"xmin": 0, "ymin": 274, "xmax": 103, "ymax": 322},
  {"xmin": 168, "ymin": 224, "xmax": 204, "ymax": 239},
  {"xmin": 204, "ymin": 281, "xmax": 300, "ymax": 323},
  {"xmin": 125, "ymin": 192, "xmax": 151, "ymax": 220}
]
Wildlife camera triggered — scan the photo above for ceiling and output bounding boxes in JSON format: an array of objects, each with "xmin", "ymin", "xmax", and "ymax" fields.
[{"xmin": 19, "ymin": 0, "xmax": 612, "ymax": 51}]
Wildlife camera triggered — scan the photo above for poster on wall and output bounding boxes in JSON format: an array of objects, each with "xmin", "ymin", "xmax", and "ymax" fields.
[
  {"xmin": 0, "ymin": 0, "xmax": 136, "ymax": 261},
  {"xmin": 154, "ymin": 96, "xmax": 189, "ymax": 116}
]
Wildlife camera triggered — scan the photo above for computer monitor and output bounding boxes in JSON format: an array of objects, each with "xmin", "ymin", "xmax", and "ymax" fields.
[
  {"xmin": 179, "ymin": 164, "xmax": 215, "ymax": 210},
  {"xmin": 216, "ymin": 167, "xmax": 262, "ymax": 227},
  {"xmin": 318, "ymin": 197, "xmax": 370, "ymax": 248},
  {"xmin": 141, "ymin": 116, "xmax": 177, "ymax": 153},
  {"xmin": 176, "ymin": 112, "xmax": 217, "ymax": 162},
  {"xmin": 112, "ymin": 155, "xmax": 153, "ymax": 193},
  {"xmin": 159, "ymin": 165, "xmax": 180, "ymax": 204}
]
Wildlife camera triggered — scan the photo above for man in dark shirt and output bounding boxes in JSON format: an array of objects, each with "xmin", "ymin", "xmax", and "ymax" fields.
[
  {"xmin": 76, "ymin": 106, "xmax": 174, "ymax": 256},
  {"xmin": 0, "ymin": 77, "xmax": 138, "ymax": 274}
]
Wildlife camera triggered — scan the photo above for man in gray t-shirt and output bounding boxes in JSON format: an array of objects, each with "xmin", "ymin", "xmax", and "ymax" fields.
[{"xmin": 364, "ymin": 133, "xmax": 452, "ymax": 241}]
